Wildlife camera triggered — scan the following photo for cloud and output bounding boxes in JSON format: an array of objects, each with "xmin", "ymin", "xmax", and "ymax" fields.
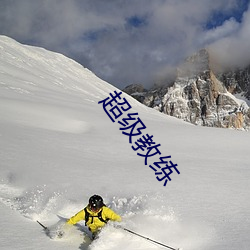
[
  {"xmin": 0, "ymin": 0, "xmax": 249, "ymax": 88},
  {"xmin": 200, "ymin": 18, "xmax": 240, "ymax": 45},
  {"xmin": 209, "ymin": 3, "xmax": 250, "ymax": 69}
]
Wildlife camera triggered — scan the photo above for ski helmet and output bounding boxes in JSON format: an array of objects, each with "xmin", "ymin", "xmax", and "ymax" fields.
[{"xmin": 89, "ymin": 195, "xmax": 104, "ymax": 210}]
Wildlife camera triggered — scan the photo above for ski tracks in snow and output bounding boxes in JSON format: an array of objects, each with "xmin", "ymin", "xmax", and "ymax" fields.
[
  {"xmin": 0, "ymin": 180, "xmax": 65, "ymax": 221},
  {"xmin": 0, "ymin": 182, "xmax": 23, "ymax": 207},
  {"xmin": 0, "ymin": 183, "xmax": 181, "ymax": 250},
  {"xmin": 0, "ymin": 182, "xmax": 206, "ymax": 250}
]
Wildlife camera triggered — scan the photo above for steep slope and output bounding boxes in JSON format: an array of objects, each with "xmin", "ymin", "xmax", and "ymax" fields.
[{"xmin": 0, "ymin": 36, "xmax": 250, "ymax": 250}]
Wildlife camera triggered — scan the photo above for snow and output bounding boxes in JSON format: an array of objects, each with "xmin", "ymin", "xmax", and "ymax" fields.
[
  {"xmin": 234, "ymin": 93, "xmax": 250, "ymax": 107},
  {"xmin": 0, "ymin": 35, "xmax": 250, "ymax": 250}
]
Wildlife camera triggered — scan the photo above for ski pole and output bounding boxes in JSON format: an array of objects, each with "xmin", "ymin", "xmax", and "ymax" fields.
[
  {"xmin": 37, "ymin": 220, "xmax": 48, "ymax": 231},
  {"xmin": 122, "ymin": 227, "xmax": 180, "ymax": 250}
]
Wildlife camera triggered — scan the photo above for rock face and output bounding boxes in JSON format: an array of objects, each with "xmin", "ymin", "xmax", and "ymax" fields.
[
  {"xmin": 217, "ymin": 66, "xmax": 250, "ymax": 100},
  {"xmin": 123, "ymin": 84, "xmax": 147, "ymax": 103},
  {"xmin": 123, "ymin": 49, "xmax": 250, "ymax": 130}
]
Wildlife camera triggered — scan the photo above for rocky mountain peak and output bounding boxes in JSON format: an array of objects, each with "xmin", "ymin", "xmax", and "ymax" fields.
[
  {"xmin": 123, "ymin": 49, "xmax": 250, "ymax": 130},
  {"xmin": 177, "ymin": 48, "xmax": 210, "ymax": 78}
]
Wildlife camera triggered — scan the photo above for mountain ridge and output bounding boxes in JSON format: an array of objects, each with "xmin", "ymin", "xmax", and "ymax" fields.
[{"xmin": 123, "ymin": 49, "xmax": 250, "ymax": 130}]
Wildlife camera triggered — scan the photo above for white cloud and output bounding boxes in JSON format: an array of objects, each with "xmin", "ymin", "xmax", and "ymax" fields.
[
  {"xmin": 0, "ymin": 0, "xmax": 249, "ymax": 88},
  {"xmin": 209, "ymin": 5, "xmax": 250, "ymax": 68},
  {"xmin": 200, "ymin": 17, "xmax": 240, "ymax": 45}
]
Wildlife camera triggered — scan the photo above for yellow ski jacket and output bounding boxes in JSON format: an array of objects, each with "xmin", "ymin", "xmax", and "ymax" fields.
[{"xmin": 67, "ymin": 206, "xmax": 121, "ymax": 233}]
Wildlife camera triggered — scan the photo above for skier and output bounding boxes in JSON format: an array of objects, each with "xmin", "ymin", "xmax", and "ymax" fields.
[{"xmin": 66, "ymin": 194, "xmax": 121, "ymax": 239}]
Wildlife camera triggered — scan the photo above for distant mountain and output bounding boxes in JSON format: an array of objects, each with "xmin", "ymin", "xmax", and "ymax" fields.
[
  {"xmin": 123, "ymin": 49, "xmax": 250, "ymax": 130},
  {"xmin": 217, "ymin": 66, "xmax": 250, "ymax": 100}
]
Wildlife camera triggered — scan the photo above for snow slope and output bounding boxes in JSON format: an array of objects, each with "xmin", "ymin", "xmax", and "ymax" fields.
[{"xmin": 0, "ymin": 35, "xmax": 249, "ymax": 250}]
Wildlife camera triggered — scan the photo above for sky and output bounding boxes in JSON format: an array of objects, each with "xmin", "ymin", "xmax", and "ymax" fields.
[{"xmin": 0, "ymin": 0, "xmax": 249, "ymax": 89}]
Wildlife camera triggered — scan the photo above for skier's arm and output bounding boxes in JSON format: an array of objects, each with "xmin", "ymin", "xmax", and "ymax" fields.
[
  {"xmin": 104, "ymin": 207, "xmax": 122, "ymax": 222},
  {"xmin": 67, "ymin": 209, "xmax": 85, "ymax": 225}
]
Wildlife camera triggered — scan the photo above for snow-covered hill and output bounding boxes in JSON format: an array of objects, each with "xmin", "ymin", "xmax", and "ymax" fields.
[{"xmin": 0, "ymin": 36, "xmax": 249, "ymax": 250}]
